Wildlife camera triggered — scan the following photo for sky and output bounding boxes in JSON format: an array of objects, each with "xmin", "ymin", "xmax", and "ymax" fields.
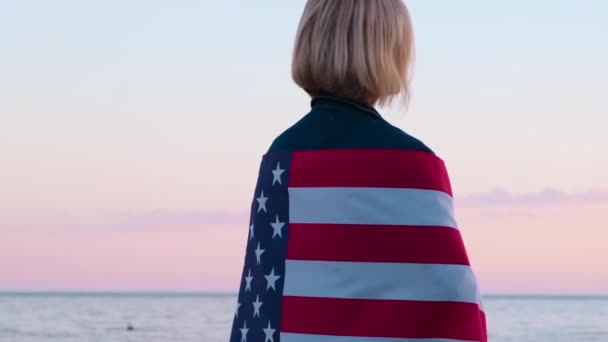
[{"xmin": 1, "ymin": 0, "xmax": 607, "ymax": 294}]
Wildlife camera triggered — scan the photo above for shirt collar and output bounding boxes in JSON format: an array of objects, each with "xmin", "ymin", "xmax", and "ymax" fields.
[{"xmin": 310, "ymin": 94, "xmax": 383, "ymax": 119}]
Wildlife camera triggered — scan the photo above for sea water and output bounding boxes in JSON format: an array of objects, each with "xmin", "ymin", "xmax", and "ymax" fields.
[{"xmin": 0, "ymin": 293, "xmax": 606, "ymax": 341}]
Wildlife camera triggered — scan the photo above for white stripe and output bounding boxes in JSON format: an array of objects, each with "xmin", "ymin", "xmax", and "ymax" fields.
[
  {"xmin": 288, "ymin": 187, "xmax": 457, "ymax": 228},
  {"xmin": 284, "ymin": 260, "xmax": 480, "ymax": 304},
  {"xmin": 281, "ymin": 333, "xmax": 478, "ymax": 342}
]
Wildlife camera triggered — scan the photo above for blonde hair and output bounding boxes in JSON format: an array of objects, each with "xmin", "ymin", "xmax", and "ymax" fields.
[{"xmin": 292, "ymin": 0, "xmax": 415, "ymax": 107}]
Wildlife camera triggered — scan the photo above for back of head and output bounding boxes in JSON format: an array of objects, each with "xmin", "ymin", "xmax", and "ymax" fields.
[{"xmin": 292, "ymin": 0, "xmax": 414, "ymax": 108}]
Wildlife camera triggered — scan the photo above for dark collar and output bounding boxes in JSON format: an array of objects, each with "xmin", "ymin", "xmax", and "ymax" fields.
[{"xmin": 310, "ymin": 94, "xmax": 383, "ymax": 119}]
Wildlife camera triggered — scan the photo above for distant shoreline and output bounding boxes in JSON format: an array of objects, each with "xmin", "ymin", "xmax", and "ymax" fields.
[{"xmin": 0, "ymin": 291, "xmax": 606, "ymax": 299}]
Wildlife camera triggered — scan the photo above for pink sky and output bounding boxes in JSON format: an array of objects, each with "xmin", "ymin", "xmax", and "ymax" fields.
[
  {"xmin": 1, "ymin": 1, "xmax": 608, "ymax": 294},
  {"xmin": 2, "ymin": 189, "xmax": 607, "ymax": 294}
]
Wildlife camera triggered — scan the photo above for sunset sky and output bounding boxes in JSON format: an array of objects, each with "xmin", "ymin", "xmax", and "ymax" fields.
[{"xmin": 1, "ymin": 0, "xmax": 607, "ymax": 294}]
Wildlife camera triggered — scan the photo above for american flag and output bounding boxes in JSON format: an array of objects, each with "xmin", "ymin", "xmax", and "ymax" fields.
[{"xmin": 230, "ymin": 149, "xmax": 487, "ymax": 342}]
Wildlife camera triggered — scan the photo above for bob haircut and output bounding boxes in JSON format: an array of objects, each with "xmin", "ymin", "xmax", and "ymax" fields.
[{"xmin": 292, "ymin": 0, "xmax": 415, "ymax": 107}]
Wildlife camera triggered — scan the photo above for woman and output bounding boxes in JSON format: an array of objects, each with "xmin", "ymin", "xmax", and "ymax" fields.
[{"xmin": 230, "ymin": 1, "xmax": 487, "ymax": 341}]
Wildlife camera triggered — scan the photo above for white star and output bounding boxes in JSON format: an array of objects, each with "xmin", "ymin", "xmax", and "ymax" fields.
[
  {"xmin": 254, "ymin": 242, "xmax": 265, "ymax": 265},
  {"xmin": 256, "ymin": 190, "xmax": 268, "ymax": 213},
  {"xmin": 271, "ymin": 162, "xmax": 285, "ymax": 185},
  {"xmin": 252, "ymin": 294, "xmax": 263, "ymax": 318},
  {"xmin": 235, "ymin": 301, "xmax": 241, "ymax": 318},
  {"xmin": 249, "ymin": 223, "xmax": 254, "ymax": 240},
  {"xmin": 270, "ymin": 215, "xmax": 285, "ymax": 239},
  {"xmin": 263, "ymin": 321, "xmax": 276, "ymax": 342},
  {"xmin": 264, "ymin": 268, "xmax": 281, "ymax": 291},
  {"xmin": 240, "ymin": 320, "xmax": 249, "ymax": 342},
  {"xmin": 245, "ymin": 269, "xmax": 253, "ymax": 292}
]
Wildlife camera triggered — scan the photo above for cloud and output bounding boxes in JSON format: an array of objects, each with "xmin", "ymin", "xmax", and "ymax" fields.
[
  {"xmin": 2, "ymin": 210, "xmax": 250, "ymax": 233},
  {"xmin": 103, "ymin": 209, "xmax": 249, "ymax": 228},
  {"xmin": 456, "ymin": 188, "xmax": 608, "ymax": 207},
  {"xmin": 4, "ymin": 188, "xmax": 607, "ymax": 232}
]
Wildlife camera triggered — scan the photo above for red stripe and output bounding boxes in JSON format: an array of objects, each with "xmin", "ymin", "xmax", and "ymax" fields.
[
  {"xmin": 281, "ymin": 296, "xmax": 485, "ymax": 340},
  {"xmin": 480, "ymin": 310, "xmax": 488, "ymax": 342},
  {"xmin": 286, "ymin": 224, "xmax": 470, "ymax": 265},
  {"xmin": 288, "ymin": 149, "xmax": 452, "ymax": 196}
]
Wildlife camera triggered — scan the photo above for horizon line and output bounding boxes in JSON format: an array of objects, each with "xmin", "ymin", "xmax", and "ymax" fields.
[{"xmin": 0, "ymin": 290, "xmax": 607, "ymax": 298}]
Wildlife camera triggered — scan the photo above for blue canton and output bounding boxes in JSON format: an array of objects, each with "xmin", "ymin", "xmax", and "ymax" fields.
[{"xmin": 229, "ymin": 152, "xmax": 292, "ymax": 342}]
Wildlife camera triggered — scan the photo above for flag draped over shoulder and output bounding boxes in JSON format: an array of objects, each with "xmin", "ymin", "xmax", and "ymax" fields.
[{"xmin": 230, "ymin": 149, "xmax": 487, "ymax": 342}]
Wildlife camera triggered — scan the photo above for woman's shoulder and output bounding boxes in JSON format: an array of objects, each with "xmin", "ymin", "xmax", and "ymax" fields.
[
  {"xmin": 263, "ymin": 111, "xmax": 450, "ymax": 197},
  {"xmin": 379, "ymin": 122, "xmax": 435, "ymax": 154},
  {"xmin": 267, "ymin": 105, "xmax": 435, "ymax": 155}
]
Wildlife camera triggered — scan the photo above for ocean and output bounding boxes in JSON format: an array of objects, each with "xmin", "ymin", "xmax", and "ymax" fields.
[{"xmin": 0, "ymin": 293, "xmax": 606, "ymax": 341}]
